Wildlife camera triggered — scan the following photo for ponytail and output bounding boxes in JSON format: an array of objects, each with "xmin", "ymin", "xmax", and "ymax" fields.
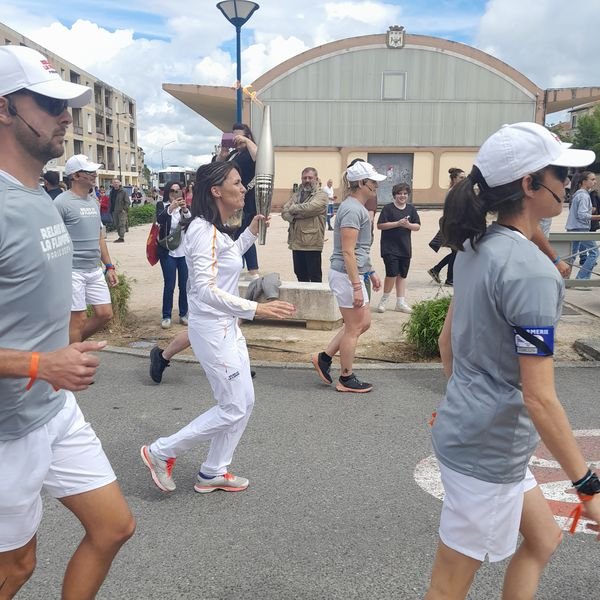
[
  {"xmin": 441, "ymin": 166, "xmax": 525, "ymax": 251},
  {"xmin": 441, "ymin": 173, "xmax": 486, "ymax": 251}
]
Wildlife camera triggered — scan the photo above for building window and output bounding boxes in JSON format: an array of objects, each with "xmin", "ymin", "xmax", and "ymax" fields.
[
  {"xmin": 74, "ymin": 140, "xmax": 83, "ymax": 154},
  {"xmin": 87, "ymin": 113, "xmax": 93, "ymax": 134},
  {"xmin": 571, "ymin": 115, "xmax": 578, "ymax": 129},
  {"xmin": 381, "ymin": 71, "xmax": 407, "ymax": 101},
  {"xmin": 70, "ymin": 70, "xmax": 80, "ymax": 84}
]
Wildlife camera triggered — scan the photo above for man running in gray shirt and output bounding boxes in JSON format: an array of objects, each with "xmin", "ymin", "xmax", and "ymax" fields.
[
  {"xmin": 0, "ymin": 45, "xmax": 134, "ymax": 598},
  {"xmin": 55, "ymin": 154, "xmax": 118, "ymax": 342}
]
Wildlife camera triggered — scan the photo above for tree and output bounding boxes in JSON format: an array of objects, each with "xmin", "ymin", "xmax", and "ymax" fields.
[{"xmin": 572, "ymin": 105, "xmax": 600, "ymax": 172}]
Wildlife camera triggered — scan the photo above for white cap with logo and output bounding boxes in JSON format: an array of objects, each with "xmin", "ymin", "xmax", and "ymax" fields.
[
  {"xmin": 346, "ymin": 161, "xmax": 387, "ymax": 182},
  {"xmin": 64, "ymin": 154, "xmax": 103, "ymax": 176},
  {"xmin": 475, "ymin": 122, "xmax": 595, "ymax": 188},
  {"xmin": 0, "ymin": 46, "xmax": 92, "ymax": 107}
]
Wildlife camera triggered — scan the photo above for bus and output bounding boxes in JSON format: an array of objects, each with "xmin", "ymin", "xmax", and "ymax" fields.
[{"xmin": 157, "ymin": 167, "xmax": 195, "ymax": 191}]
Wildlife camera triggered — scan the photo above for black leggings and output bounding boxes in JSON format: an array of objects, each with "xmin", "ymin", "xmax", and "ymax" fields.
[{"xmin": 433, "ymin": 250, "xmax": 456, "ymax": 282}]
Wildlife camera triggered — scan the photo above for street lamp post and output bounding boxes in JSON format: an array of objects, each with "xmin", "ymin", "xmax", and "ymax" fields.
[
  {"xmin": 160, "ymin": 140, "xmax": 176, "ymax": 169},
  {"xmin": 115, "ymin": 112, "xmax": 128, "ymax": 182},
  {"xmin": 216, "ymin": 1, "xmax": 260, "ymax": 124}
]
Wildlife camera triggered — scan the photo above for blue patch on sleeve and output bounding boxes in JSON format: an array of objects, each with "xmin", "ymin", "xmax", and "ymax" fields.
[{"xmin": 513, "ymin": 326, "xmax": 554, "ymax": 356}]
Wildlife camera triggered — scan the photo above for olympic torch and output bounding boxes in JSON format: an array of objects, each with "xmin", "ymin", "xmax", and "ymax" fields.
[{"xmin": 254, "ymin": 104, "xmax": 274, "ymax": 245}]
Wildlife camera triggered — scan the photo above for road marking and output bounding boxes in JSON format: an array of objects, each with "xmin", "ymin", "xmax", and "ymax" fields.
[{"xmin": 414, "ymin": 429, "xmax": 600, "ymax": 535}]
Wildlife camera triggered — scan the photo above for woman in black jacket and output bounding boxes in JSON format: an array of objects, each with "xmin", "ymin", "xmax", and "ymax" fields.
[{"xmin": 156, "ymin": 180, "xmax": 190, "ymax": 328}]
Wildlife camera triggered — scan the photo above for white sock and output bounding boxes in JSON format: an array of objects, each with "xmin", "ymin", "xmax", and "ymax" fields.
[
  {"xmin": 380, "ymin": 293, "xmax": 390, "ymax": 304},
  {"xmin": 397, "ymin": 296, "xmax": 406, "ymax": 304}
]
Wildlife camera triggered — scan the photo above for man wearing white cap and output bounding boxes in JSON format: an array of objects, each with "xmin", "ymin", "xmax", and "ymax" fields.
[
  {"xmin": 0, "ymin": 46, "xmax": 134, "ymax": 598},
  {"xmin": 55, "ymin": 154, "xmax": 118, "ymax": 343}
]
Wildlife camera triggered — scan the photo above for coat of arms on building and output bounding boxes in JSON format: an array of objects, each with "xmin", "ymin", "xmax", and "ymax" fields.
[{"xmin": 386, "ymin": 25, "xmax": 405, "ymax": 49}]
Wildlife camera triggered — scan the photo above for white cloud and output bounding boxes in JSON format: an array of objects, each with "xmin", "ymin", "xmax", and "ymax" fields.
[
  {"xmin": 26, "ymin": 20, "xmax": 135, "ymax": 69},
  {"xmin": 6, "ymin": 0, "xmax": 598, "ymax": 170},
  {"xmin": 476, "ymin": 0, "xmax": 600, "ymax": 90}
]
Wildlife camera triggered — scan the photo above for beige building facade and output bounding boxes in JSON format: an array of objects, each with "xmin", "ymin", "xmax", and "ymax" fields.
[{"xmin": 1, "ymin": 22, "xmax": 140, "ymax": 189}]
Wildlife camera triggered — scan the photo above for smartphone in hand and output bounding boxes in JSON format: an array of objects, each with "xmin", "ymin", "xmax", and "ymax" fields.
[{"xmin": 221, "ymin": 132, "xmax": 235, "ymax": 148}]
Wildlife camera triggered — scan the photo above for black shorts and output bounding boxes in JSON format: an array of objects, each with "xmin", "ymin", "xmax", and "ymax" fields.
[{"xmin": 382, "ymin": 255, "xmax": 411, "ymax": 278}]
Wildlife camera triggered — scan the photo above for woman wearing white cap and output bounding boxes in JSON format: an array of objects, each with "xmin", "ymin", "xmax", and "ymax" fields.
[
  {"xmin": 426, "ymin": 122, "xmax": 600, "ymax": 599},
  {"xmin": 312, "ymin": 160, "xmax": 385, "ymax": 393}
]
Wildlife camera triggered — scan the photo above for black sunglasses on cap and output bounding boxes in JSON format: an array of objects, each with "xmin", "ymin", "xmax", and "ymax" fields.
[{"xmin": 12, "ymin": 89, "xmax": 69, "ymax": 117}]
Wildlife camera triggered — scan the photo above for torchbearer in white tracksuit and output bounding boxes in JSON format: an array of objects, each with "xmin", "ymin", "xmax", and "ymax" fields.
[{"xmin": 141, "ymin": 161, "xmax": 295, "ymax": 494}]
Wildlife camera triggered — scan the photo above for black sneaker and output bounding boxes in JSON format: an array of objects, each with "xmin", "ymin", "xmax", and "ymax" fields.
[
  {"xmin": 427, "ymin": 268, "xmax": 441, "ymax": 284},
  {"xmin": 444, "ymin": 280, "xmax": 453, "ymax": 287},
  {"xmin": 149, "ymin": 346, "xmax": 170, "ymax": 383},
  {"xmin": 336, "ymin": 374, "xmax": 373, "ymax": 393},
  {"xmin": 251, "ymin": 370, "xmax": 256, "ymax": 379},
  {"xmin": 311, "ymin": 352, "xmax": 332, "ymax": 384}
]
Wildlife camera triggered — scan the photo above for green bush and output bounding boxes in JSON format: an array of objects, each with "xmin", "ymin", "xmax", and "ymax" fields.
[
  {"xmin": 109, "ymin": 272, "xmax": 133, "ymax": 324},
  {"xmin": 86, "ymin": 271, "xmax": 132, "ymax": 325},
  {"xmin": 402, "ymin": 295, "xmax": 452, "ymax": 358},
  {"xmin": 128, "ymin": 203, "xmax": 156, "ymax": 227}
]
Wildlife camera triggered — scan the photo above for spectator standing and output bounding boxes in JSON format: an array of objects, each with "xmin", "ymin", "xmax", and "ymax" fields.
[
  {"xmin": 42, "ymin": 170, "xmax": 61, "ymax": 199},
  {"xmin": 281, "ymin": 167, "xmax": 328, "ymax": 282},
  {"xmin": 217, "ymin": 123, "xmax": 260, "ymax": 278},
  {"xmin": 0, "ymin": 44, "xmax": 134, "ymax": 598},
  {"xmin": 323, "ymin": 178, "xmax": 336, "ymax": 230},
  {"xmin": 55, "ymin": 154, "xmax": 118, "ymax": 342},
  {"xmin": 565, "ymin": 171, "xmax": 599, "ymax": 279},
  {"xmin": 376, "ymin": 182, "xmax": 421, "ymax": 313},
  {"xmin": 131, "ymin": 186, "xmax": 143, "ymax": 205},
  {"xmin": 98, "ymin": 185, "xmax": 111, "ymax": 227},
  {"xmin": 110, "ymin": 178, "xmax": 129, "ymax": 242},
  {"xmin": 156, "ymin": 180, "xmax": 190, "ymax": 329}
]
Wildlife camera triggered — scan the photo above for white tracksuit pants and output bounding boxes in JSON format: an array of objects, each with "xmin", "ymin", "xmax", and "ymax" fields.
[{"xmin": 151, "ymin": 316, "xmax": 254, "ymax": 476}]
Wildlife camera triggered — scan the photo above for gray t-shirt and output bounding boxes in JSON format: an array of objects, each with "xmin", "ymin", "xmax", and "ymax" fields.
[
  {"xmin": 330, "ymin": 196, "xmax": 372, "ymax": 274},
  {"xmin": 432, "ymin": 224, "xmax": 564, "ymax": 484},
  {"xmin": 566, "ymin": 189, "xmax": 592, "ymax": 231},
  {"xmin": 0, "ymin": 173, "xmax": 72, "ymax": 440},
  {"xmin": 54, "ymin": 190, "xmax": 102, "ymax": 271}
]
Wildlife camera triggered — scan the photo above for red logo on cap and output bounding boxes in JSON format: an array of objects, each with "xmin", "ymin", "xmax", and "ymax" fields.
[
  {"xmin": 40, "ymin": 59, "xmax": 57, "ymax": 74},
  {"xmin": 550, "ymin": 132, "xmax": 561, "ymax": 143}
]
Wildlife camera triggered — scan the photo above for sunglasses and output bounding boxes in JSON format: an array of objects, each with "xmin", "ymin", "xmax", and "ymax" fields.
[
  {"xmin": 169, "ymin": 189, "xmax": 182, "ymax": 194},
  {"xmin": 13, "ymin": 89, "xmax": 69, "ymax": 117}
]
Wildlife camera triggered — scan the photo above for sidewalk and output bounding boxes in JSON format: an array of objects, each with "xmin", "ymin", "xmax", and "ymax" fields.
[{"xmin": 105, "ymin": 206, "xmax": 600, "ymax": 363}]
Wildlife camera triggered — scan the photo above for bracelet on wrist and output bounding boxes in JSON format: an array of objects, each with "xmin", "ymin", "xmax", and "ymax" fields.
[
  {"xmin": 25, "ymin": 351, "xmax": 40, "ymax": 391},
  {"xmin": 574, "ymin": 470, "xmax": 600, "ymax": 497},
  {"xmin": 104, "ymin": 263, "xmax": 115, "ymax": 270},
  {"xmin": 552, "ymin": 256, "xmax": 560, "ymax": 265}
]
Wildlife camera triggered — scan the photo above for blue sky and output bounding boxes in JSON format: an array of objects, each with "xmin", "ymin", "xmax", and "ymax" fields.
[{"xmin": 2, "ymin": 0, "xmax": 597, "ymax": 168}]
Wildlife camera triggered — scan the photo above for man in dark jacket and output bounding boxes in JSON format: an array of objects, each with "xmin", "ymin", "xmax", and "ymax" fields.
[{"xmin": 110, "ymin": 178, "xmax": 129, "ymax": 242}]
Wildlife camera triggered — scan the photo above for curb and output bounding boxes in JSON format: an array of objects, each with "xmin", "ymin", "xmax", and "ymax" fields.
[
  {"xmin": 574, "ymin": 338, "xmax": 600, "ymax": 361},
  {"xmin": 103, "ymin": 345, "xmax": 598, "ymax": 370}
]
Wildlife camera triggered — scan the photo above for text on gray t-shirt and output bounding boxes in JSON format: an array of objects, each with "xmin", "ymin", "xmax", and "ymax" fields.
[
  {"xmin": 0, "ymin": 174, "xmax": 71, "ymax": 440},
  {"xmin": 54, "ymin": 190, "xmax": 102, "ymax": 271}
]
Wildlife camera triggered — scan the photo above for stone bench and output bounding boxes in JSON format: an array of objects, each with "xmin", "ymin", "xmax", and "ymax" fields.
[{"xmin": 238, "ymin": 280, "xmax": 342, "ymax": 330}]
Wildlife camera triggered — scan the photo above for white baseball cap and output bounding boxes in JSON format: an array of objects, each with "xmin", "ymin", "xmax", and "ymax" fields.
[
  {"xmin": 0, "ymin": 46, "xmax": 92, "ymax": 108},
  {"xmin": 346, "ymin": 161, "xmax": 387, "ymax": 182},
  {"xmin": 475, "ymin": 122, "xmax": 595, "ymax": 187},
  {"xmin": 64, "ymin": 154, "xmax": 103, "ymax": 176}
]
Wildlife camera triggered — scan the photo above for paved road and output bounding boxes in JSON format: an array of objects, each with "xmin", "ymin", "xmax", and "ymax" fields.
[{"xmin": 20, "ymin": 353, "xmax": 599, "ymax": 599}]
